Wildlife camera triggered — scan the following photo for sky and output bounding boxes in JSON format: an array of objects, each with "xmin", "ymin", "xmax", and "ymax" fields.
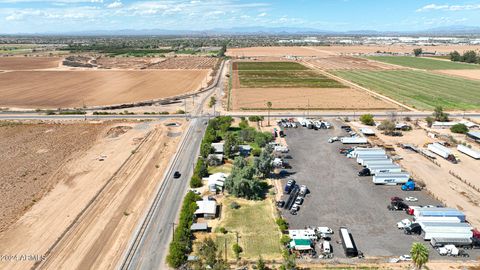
[{"xmin": 0, "ymin": 0, "xmax": 480, "ymax": 34}]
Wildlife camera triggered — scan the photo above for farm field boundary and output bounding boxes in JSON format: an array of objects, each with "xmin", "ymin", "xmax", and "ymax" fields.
[{"xmin": 366, "ymin": 56, "xmax": 480, "ymax": 70}]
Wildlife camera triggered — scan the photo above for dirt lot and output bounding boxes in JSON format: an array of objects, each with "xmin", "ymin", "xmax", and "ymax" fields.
[
  {"xmin": 95, "ymin": 56, "xmax": 165, "ymax": 69},
  {"xmin": 306, "ymin": 56, "xmax": 404, "ymax": 70},
  {"xmin": 0, "ymin": 56, "xmax": 60, "ymax": 70},
  {"xmin": 0, "ymin": 70, "xmax": 209, "ymax": 108},
  {"xmin": 232, "ymin": 87, "xmax": 398, "ymax": 110},
  {"xmin": 435, "ymin": 69, "xmax": 480, "ymax": 81},
  {"xmin": 0, "ymin": 119, "xmax": 185, "ymax": 270},
  {"xmin": 149, "ymin": 56, "xmax": 219, "ymax": 69},
  {"xmin": 0, "ymin": 121, "xmax": 106, "ymax": 232},
  {"xmin": 228, "ymin": 45, "xmax": 480, "ymax": 57},
  {"xmin": 351, "ymin": 121, "xmax": 480, "ymax": 228}
]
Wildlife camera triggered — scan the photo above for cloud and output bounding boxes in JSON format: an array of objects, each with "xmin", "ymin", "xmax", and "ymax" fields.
[
  {"xmin": 258, "ymin": 12, "xmax": 267, "ymax": 17},
  {"xmin": 417, "ymin": 3, "xmax": 480, "ymax": 12},
  {"xmin": 106, "ymin": 1, "xmax": 122, "ymax": 8}
]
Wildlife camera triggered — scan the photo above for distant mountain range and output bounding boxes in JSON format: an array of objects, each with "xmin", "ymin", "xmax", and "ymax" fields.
[{"xmin": 9, "ymin": 25, "xmax": 480, "ymax": 36}]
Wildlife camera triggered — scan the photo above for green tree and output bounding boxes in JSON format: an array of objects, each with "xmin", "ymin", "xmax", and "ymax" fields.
[
  {"xmin": 190, "ymin": 174, "xmax": 202, "ymax": 188},
  {"xmin": 249, "ymin": 115, "xmax": 265, "ymax": 127},
  {"xmin": 254, "ymin": 146, "xmax": 273, "ymax": 179},
  {"xmin": 232, "ymin": 243, "xmax": 242, "ymax": 260},
  {"xmin": 378, "ymin": 119, "xmax": 396, "ymax": 135},
  {"xmin": 239, "ymin": 117, "xmax": 249, "ymax": 129},
  {"xmin": 462, "ymin": 50, "xmax": 478, "ymax": 63},
  {"xmin": 433, "ymin": 106, "xmax": 449, "ymax": 122},
  {"xmin": 359, "ymin": 114, "xmax": 375, "ymax": 126},
  {"xmin": 200, "ymin": 142, "xmax": 213, "ymax": 158},
  {"xmin": 193, "ymin": 237, "xmax": 228, "ymax": 270},
  {"xmin": 449, "ymin": 50, "xmax": 461, "ymax": 62},
  {"xmin": 195, "ymin": 157, "xmax": 209, "ymax": 177},
  {"xmin": 276, "ymin": 218, "xmax": 288, "ymax": 231},
  {"xmin": 413, "ymin": 48, "xmax": 423, "ymax": 57},
  {"xmin": 281, "ymin": 250, "xmax": 296, "ymax": 270},
  {"xmin": 266, "ymin": 101, "xmax": 272, "ymax": 126},
  {"xmin": 425, "ymin": 116, "xmax": 434, "ymax": 127},
  {"xmin": 410, "ymin": 242, "xmax": 429, "ymax": 270},
  {"xmin": 224, "ymin": 132, "xmax": 238, "ymax": 158},
  {"xmin": 257, "ymin": 256, "xmax": 266, "ymax": 270},
  {"xmin": 450, "ymin": 123, "xmax": 469, "ymax": 134},
  {"xmin": 280, "ymin": 234, "xmax": 291, "ymax": 246},
  {"xmin": 209, "ymin": 96, "xmax": 217, "ymax": 108}
]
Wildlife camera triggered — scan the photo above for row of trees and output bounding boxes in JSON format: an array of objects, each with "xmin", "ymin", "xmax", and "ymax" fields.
[
  {"xmin": 449, "ymin": 50, "xmax": 480, "ymax": 64},
  {"xmin": 166, "ymin": 191, "xmax": 201, "ymax": 268}
]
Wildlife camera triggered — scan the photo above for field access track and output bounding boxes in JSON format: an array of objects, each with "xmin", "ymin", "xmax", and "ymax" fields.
[{"xmin": 332, "ymin": 70, "xmax": 480, "ymax": 110}]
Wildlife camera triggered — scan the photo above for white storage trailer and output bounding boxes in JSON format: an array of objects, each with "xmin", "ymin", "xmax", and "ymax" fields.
[
  {"xmin": 341, "ymin": 137, "xmax": 368, "ymax": 144},
  {"xmin": 415, "ymin": 208, "xmax": 466, "ymax": 222},
  {"xmin": 457, "ymin": 144, "xmax": 480, "ymax": 160},
  {"xmin": 358, "ymin": 157, "xmax": 389, "ymax": 166},
  {"xmin": 428, "ymin": 143, "xmax": 452, "ymax": 159},
  {"xmin": 368, "ymin": 166, "xmax": 403, "ymax": 174},
  {"xmin": 364, "ymin": 160, "xmax": 394, "ymax": 167},
  {"xmin": 413, "ymin": 216, "xmax": 461, "ymax": 224},
  {"xmin": 424, "ymin": 231, "xmax": 473, "ymax": 241},
  {"xmin": 373, "ymin": 172, "xmax": 410, "ymax": 185},
  {"xmin": 419, "ymin": 222, "xmax": 471, "ymax": 232},
  {"xmin": 349, "ymin": 148, "xmax": 385, "ymax": 157}
]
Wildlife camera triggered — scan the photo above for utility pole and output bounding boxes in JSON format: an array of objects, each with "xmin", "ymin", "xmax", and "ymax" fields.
[
  {"xmin": 224, "ymin": 238, "xmax": 227, "ymax": 262},
  {"xmin": 184, "ymin": 100, "xmax": 187, "ymax": 120},
  {"xmin": 235, "ymin": 231, "xmax": 239, "ymax": 245},
  {"xmin": 170, "ymin": 222, "xmax": 176, "ymax": 240}
]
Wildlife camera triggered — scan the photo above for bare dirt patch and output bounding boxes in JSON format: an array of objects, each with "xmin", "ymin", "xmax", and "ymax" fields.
[
  {"xmin": 95, "ymin": 56, "xmax": 166, "ymax": 70},
  {"xmin": 0, "ymin": 56, "xmax": 60, "ymax": 70},
  {"xmin": 149, "ymin": 56, "xmax": 219, "ymax": 69},
  {"xmin": 227, "ymin": 46, "xmax": 335, "ymax": 57},
  {"xmin": 306, "ymin": 56, "xmax": 404, "ymax": 70},
  {"xmin": 0, "ymin": 120, "xmax": 185, "ymax": 270},
  {"xmin": 0, "ymin": 121, "xmax": 106, "ymax": 232},
  {"xmin": 232, "ymin": 87, "xmax": 398, "ymax": 110},
  {"xmin": 435, "ymin": 69, "xmax": 480, "ymax": 81},
  {"xmin": 0, "ymin": 70, "xmax": 209, "ymax": 108}
]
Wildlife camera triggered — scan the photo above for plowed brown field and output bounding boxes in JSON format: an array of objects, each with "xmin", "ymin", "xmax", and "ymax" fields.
[
  {"xmin": 227, "ymin": 45, "xmax": 480, "ymax": 57},
  {"xmin": 232, "ymin": 87, "xmax": 398, "ymax": 110},
  {"xmin": 306, "ymin": 56, "xmax": 404, "ymax": 70},
  {"xmin": 0, "ymin": 70, "xmax": 209, "ymax": 108},
  {"xmin": 0, "ymin": 57, "xmax": 60, "ymax": 70}
]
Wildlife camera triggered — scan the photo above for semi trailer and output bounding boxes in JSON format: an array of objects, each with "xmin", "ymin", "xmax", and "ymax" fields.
[
  {"xmin": 413, "ymin": 216, "xmax": 462, "ymax": 224},
  {"xmin": 428, "ymin": 143, "xmax": 457, "ymax": 163},
  {"xmin": 373, "ymin": 173, "xmax": 410, "ymax": 185},
  {"xmin": 358, "ymin": 166, "xmax": 402, "ymax": 176},
  {"xmin": 364, "ymin": 160, "xmax": 394, "ymax": 167},
  {"xmin": 347, "ymin": 148, "xmax": 385, "ymax": 158},
  {"xmin": 357, "ymin": 156, "xmax": 388, "ymax": 165},
  {"xmin": 341, "ymin": 137, "xmax": 368, "ymax": 144},
  {"xmin": 430, "ymin": 237, "xmax": 473, "ymax": 248},
  {"xmin": 339, "ymin": 227, "xmax": 358, "ymax": 257},
  {"xmin": 414, "ymin": 208, "xmax": 466, "ymax": 222}
]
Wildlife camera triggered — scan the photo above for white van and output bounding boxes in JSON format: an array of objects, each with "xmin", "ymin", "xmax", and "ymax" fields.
[{"xmin": 322, "ymin": 241, "xmax": 331, "ymax": 254}]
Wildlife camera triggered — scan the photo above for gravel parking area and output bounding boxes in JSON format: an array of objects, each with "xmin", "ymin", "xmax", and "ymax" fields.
[{"xmin": 277, "ymin": 120, "xmax": 480, "ymax": 260}]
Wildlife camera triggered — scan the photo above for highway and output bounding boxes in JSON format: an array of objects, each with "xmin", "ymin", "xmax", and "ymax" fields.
[{"xmin": 118, "ymin": 61, "xmax": 227, "ymax": 270}]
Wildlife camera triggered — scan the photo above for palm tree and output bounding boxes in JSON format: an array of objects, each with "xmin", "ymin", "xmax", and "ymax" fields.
[
  {"xmin": 266, "ymin": 101, "xmax": 272, "ymax": 126},
  {"xmin": 410, "ymin": 242, "xmax": 429, "ymax": 270}
]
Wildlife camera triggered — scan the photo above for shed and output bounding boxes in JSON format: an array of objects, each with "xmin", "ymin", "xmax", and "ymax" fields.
[
  {"xmin": 204, "ymin": 172, "xmax": 228, "ymax": 192},
  {"xmin": 207, "ymin": 154, "xmax": 224, "ymax": 166},
  {"xmin": 211, "ymin": 143, "xmax": 224, "ymax": 154},
  {"xmin": 360, "ymin": 128, "xmax": 375, "ymax": 136},
  {"xmin": 431, "ymin": 122, "xmax": 458, "ymax": 129},
  {"xmin": 195, "ymin": 198, "xmax": 217, "ymax": 219},
  {"xmin": 289, "ymin": 239, "xmax": 313, "ymax": 251},
  {"xmin": 460, "ymin": 120, "xmax": 479, "ymax": 129},
  {"xmin": 191, "ymin": 223, "xmax": 209, "ymax": 232},
  {"xmin": 467, "ymin": 131, "xmax": 480, "ymax": 143}
]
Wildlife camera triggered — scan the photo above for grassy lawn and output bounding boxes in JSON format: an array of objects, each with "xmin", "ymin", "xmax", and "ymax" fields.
[
  {"xmin": 208, "ymin": 163, "xmax": 233, "ymax": 174},
  {"xmin": 236, "ymin": 61, "xmax": 346, "ymax": 88},
  {"xmin": 214, "ymin": 196, "xmax": 282, "ymax": 261},
  {"xmin": 366, "ymin": 56, "xmax": 480, "ymax": 70},
  {"xmin": 332, "ymin": 70, "xmax": 480, "ymax": 110}
]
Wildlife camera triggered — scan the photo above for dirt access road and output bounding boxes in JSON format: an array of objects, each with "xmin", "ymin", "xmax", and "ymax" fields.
[{"xmin": 0, "ymin": 120, "xmax": 185, "ymax": 270}]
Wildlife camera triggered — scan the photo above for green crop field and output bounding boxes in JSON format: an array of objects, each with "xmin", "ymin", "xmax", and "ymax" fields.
[
  {"xmin": 366, "ymin": 56, "xmax": 480, "ymax": 70},
  {"xmin": 332, "ymin": 70, "xmax": 480, "ymax": 110},
  {"xmin": 235, "ymin": 61, "xmax": 346, "ymax": 88}
]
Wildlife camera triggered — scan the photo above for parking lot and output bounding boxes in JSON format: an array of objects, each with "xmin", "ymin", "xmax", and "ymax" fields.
[{"xmin": 278, "ymin": 120, "xmax": 480, "ymax": 260}]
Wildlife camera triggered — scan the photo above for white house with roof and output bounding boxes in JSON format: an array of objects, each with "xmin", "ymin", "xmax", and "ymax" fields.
[
  {"xmin": 195, "ymin": 198, "xmax": 217, "ymax": 219},
  {"xmin": 203, "ymin": 172, "xmax": 228, "ymax": 193}
]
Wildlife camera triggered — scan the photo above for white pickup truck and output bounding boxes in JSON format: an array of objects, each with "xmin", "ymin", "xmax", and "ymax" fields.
[{"xmin": 397, "ymin": 219, "xmax": 412, "ymax": 229}]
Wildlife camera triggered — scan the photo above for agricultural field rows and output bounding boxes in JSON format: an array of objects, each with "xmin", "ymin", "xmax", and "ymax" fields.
[
  {"xmin": 366, "ymin": 56, "xmax": 480, "ymax": 70},
  {"xmin": 332, "ymin": 70, "xmax": 480, "ymax": 110},
  {"xmin": 235, "ymin": 61, "xmax": 346, "ymax": 88}
]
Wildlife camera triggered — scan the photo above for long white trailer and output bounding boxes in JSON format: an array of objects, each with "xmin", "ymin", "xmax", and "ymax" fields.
[
  {"xmin": 428, "ymin": 143, "xmax": 451, "ymax": 159},
  {"xmin": 349, "ymin": 148, "xmax": 385, "ymax": 158},
  {"xmin": 424, "ymin": 231, "xmax": 473, "ymax": 241},
  {"xmin": 457, "ymin": 144, "xmax": 480, "ymax": 160},
  {"xmin": 368, "ymin": 166, "xmax": 403, "ymax": 175},
  {"xmin": 419, "ymin": 222, "xmax": 470, "ymax": 231},
  {"xmin": 364, "ymin": 160, "xmax": 394, "ymax": 167},
  {"xmin": 341, "ymin": 137, "xmax": 368, "ymax": 144},
  {"xmin": 413, "ymin": 216, "xmax": 461, "ymax": 224},
  {"xmin": 373, "ymin": 172, "xmax": 410, "ymax": 185},
  {"xmin": 357, "ymin": 157, "xmax": 388, "ymax": 165}
]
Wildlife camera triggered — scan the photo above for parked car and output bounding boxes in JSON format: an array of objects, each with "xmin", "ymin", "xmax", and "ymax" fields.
[
  {"xmin": 291, "ymin": 204, "xmax": 300, "ymax": 212},
  {"xmin": 276, "ymin": 200, "xmax": 285, "ymax": 208},
  {"xmin": 317, "ymin": 227, "xmax": 334, "ymax": 235},
  {"xmin": 391, "ymin": 196, "xmax": 403, "ymax": 202},
  {"xmin": 190, "ymin": 189, "xmax": 201, "ymax": 195},
  {"xmin": 284, "ymin": 179, "xmax": 296, "ymax": 194},
  {"xmin": 173, "ymin": 171, "xmax": 181, "ymax": 178},
  {"xmin": 399, "ymin": 255, "xmax": 412, "ymax": 261},
  {"xmin": 405, "ymin": 197, "xmax": 418, "ymax": 202}
]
